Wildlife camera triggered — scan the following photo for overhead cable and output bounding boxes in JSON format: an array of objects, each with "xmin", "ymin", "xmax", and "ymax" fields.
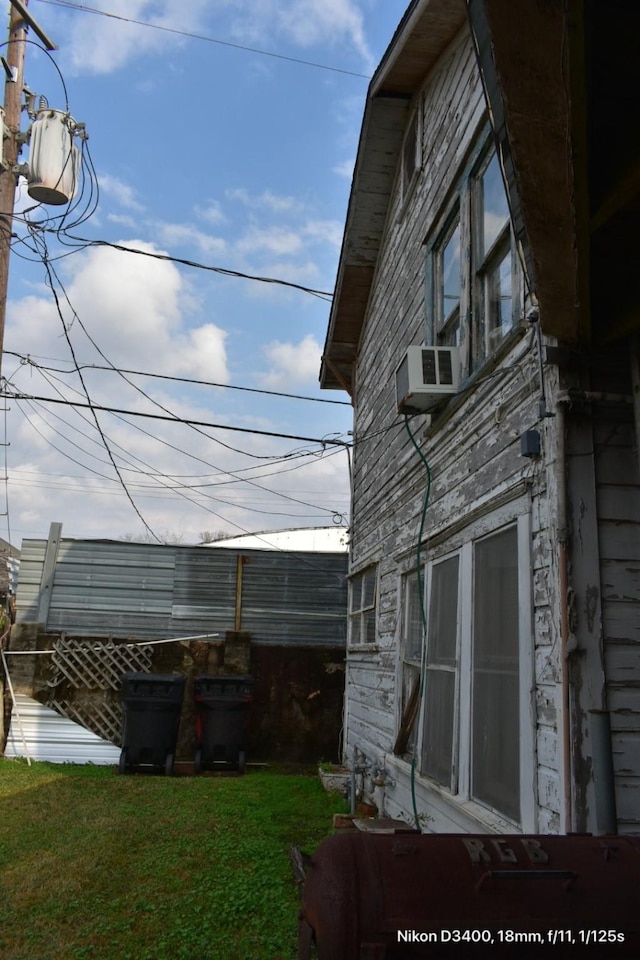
[
  {"xmin": 4, "ymin": 388, "xmax": 352, "ymax": 448},
  {"xmin": 7, "ymin": 351, "xmax": 351, "ymax": 406},
  {"xmin": 33, "ymin": 0, "xmax": 372, "ymax": 80}
]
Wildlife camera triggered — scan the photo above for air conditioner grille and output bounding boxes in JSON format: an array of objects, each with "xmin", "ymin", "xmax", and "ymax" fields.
[
  {"xmin": 438, "ymin": 349, "xmax": 453, "ymax": 386},
  {"xmin": 421, "ymin": 349, "xmax": 437, "ymax": 385}
]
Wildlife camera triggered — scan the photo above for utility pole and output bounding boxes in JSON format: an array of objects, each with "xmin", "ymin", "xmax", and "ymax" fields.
[
  {"xmin": 0, "ymin": 0, "xmax": 56, "ymax": 384},
  {"xmin": 0, "ymin": 0, "xmax": 28, "ymax": 385}
]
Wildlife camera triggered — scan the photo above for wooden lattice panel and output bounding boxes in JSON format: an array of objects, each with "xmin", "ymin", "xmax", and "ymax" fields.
[
  {"xmin": 50, "ymin": 636, "xmax": 153, "ymax": 690},
  {"xmin": 46, "ymin": 636, "xmax": 154, "ymax": 745},
  {"xmin": 54, "ymin": 697, "xmax": 124, "ymax": 746}
]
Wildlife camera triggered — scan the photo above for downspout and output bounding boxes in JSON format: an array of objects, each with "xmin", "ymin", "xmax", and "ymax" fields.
[{"xmin": 555, "ymin": 399, "xmax": 573, "ymax": 832}]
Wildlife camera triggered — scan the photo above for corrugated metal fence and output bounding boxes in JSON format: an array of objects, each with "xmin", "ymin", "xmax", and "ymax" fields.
[{"xmin": 16, "ymin": 535, "xmax": 348, "ymax": 646}]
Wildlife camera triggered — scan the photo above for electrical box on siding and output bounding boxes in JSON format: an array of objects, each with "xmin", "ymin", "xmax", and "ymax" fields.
[
  {"xmin": 27, "ymin": 109, "xmax": 79, "ymax": 205},
  {"xmin": 395, "ymin": 345, "xmax": 460, "ymax": 414}
]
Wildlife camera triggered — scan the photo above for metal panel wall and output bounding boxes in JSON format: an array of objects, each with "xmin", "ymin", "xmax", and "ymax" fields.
[{"xmin": 16, "ymin": 538, "xmax": 348, "ymax": 646}]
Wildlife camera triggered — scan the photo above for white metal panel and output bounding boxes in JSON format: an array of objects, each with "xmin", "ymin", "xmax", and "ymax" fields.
[
  {"xmin": 209, "ymin": 526, "xmax": 349, "ymax": 552},
  {"xmin": 4, "ymin": 694, "xmax": 120, "ymax": 765}
]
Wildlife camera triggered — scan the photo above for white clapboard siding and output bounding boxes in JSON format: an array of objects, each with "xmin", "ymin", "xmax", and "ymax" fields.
[{"xmin": 4, "ymin": 695, "xmax": 120, "ymax": 765}]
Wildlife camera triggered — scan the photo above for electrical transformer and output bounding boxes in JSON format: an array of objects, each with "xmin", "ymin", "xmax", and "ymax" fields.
[{"xmin": 27, "ymin": 107, "xmax": 80, "ymax": 205}]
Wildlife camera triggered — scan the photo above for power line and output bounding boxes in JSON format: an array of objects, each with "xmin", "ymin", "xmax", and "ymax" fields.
[
  {"xmin": 18, "ymin": 348, "xmax": 348, "ymax": 521},
  {"xmin": 46, "ymin": 234, "xmax": 335, "ymax": 300},
  {"xmin": 33, "ymin": 0, "xmax": 372, "ymax": 80},
  {"xmin": 16, "ymin": 394, "xmax": 347, "ymax": 516},
  {"xmin": 6, "ymin": 218, "xmax": 336, "ymax": 300},
  {"xmin": 7, "ymin": 351, "xmax": 351, "ymax": 406},
  {"xmin": 4, "ymin": 388, "xmax": 352, "ymax": 448},
  {"xmin": 22, "ymin": 258, "xmax": 348, "ymax": 516},
  {"xmin": 34, "ymin": 364, "xmax": 345, "ymax": 483},
  {"xmin": 39, "ymin": 245, "xmax": 161, "ymax": 542}
]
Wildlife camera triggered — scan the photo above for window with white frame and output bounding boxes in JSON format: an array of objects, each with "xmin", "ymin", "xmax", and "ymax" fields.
[
  {"xmin": 418, "ymin": 515, "xmax": 530, "ymax": 826},
  {"xmin": 401, "ymin": 106, "xmax": 421, "ymax": 202},
  {"xmin": 349, "ymin": 566, "xmax": 377, "ymax": 645},
  {"xmin": 426, "ymin": 135, "xmax": 521, "ymax": 371},
  {"xmin": 434, "ymin": 212, "xmax": 461, "ymax": 347},
  {"xmin": 473, "ymin": 150, "xmax": 516, "ymax": 359}
]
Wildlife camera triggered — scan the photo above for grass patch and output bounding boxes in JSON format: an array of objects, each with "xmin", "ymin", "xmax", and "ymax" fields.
[{"xmin": 0, "ymin": 759, "xmax": 345, "ymax": 960}]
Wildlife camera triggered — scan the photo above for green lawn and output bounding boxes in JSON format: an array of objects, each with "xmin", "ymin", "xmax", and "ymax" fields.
[{"xmin": 0, "ymin": 760, "xmax": 345, "ymax": 960}]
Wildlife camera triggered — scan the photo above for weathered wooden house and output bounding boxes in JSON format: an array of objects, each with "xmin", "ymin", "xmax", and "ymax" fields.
[{"xmin": 321, "ymin": 0, "xmax": 640, "ymax": 835}]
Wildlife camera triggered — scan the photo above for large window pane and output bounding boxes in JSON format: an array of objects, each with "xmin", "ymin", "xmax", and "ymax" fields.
[
  {"xmin": 440, "ymin": 221, "xmax": 461, "ymax": 321},
  {"xmin": 423, "ymin": 669, "xmax": 455, "ymax": 786},
  {"xmin": 481, "ymin": 152, "xmax": 510, "ymax": 256},
  {"xmin": 404, "ymin": 570, "xmax": 424, "ymax": 661},
  {"xmin": 486, "ymin": 244, "xmax": 513, "ymax": 345},
  {"xmin": 363, "ymin": 569, "xmax": 376, "ymax": 608},
  {"xmin": 472, "ymin": 525, "xmax": 519, "ymax": 821},
  {"xmin": 422, "ymin": 556, "xmax": 459, "ymax": 787},
  {"xmin": 349, "ymin": 567, "xmax": 377, "ymax": 645},
  {"xmin": 429, "ymin": 556, "xmax": 459, "ymax": 664}
]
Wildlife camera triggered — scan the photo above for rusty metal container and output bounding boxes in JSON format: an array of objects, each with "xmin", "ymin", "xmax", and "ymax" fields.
[{"xmin": 297, "ymin": 832, "xmax": 640, "ymax": 958}]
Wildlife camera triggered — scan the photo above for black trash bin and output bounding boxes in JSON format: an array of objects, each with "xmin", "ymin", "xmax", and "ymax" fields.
[
  {"xmin": 119, "ymin": 672, "xmax": 185, "ymax": 776},
  {"xmin": 194, "ymin": 675, "xmax": 253, "ymax": 774}
]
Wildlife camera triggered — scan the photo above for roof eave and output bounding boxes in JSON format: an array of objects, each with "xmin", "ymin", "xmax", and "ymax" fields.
[{"xmin": 320, "ymin": 0, "xmax": 468, "ymax": 392}]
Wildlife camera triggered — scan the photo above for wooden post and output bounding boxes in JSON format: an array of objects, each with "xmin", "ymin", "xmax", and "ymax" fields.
[{"xmin": 0, "ymin": 1, "xmax": 28, "ymax": 381}]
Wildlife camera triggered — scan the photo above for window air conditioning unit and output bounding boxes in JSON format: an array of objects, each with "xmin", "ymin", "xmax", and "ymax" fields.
[{"xmin": 395, "ymin": 345, "xmax": 460, "ymax": 414}]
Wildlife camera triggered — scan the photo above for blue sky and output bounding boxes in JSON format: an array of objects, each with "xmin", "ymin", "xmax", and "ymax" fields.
[{"xmin": 3, "ymin": 0, "xmax": 408, "ymax": 546}]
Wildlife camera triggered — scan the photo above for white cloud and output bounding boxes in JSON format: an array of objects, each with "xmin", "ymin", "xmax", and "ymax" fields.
[
  {"xmin": 227, "ymin": 0, "xmax": 374, "ymax": 69},
  {"xmin": 7, "ymin": 240, "xmax": 229, "ymax": 382},
  {"xmin": 333, "ymin": 158, "xmax": 355, "ymax": 180},
  {"xmin": 197, "ymin": 202, "xmax": 227, "ymax": 225},
  {"xmin": 63, "ymin": 0, "xmax": 212, "ymax": 75},
  {"xmin": 99, "ymin": 174, "xmax": 145, "ymax": 211},
  {"xmin": 278, "ymin": 0, "xmax": 372, "ymax": 64},
  {"xmin": 225, "ymin": 188, "xmax": 303, "ymax": 215},
  {"xmin": 302, "ymin": 219, "xmax": 343, "ymax": 250},
  {"xmin": 171, "ymin": 324, "xmax": 228, "ymax": 380},
  {"xmin": 152, "ymin": 221, "xmax": 227, "ymax": 257},
  {"xmin": 107, "ymin": 213, "xmax": 139, "ymax": 229},
  {"xmin": 260, "ymin": 191, "xmax": 302, "ymax": 214},
  {"xmin": 262, "ymin": 334, "xmax": 322, "ymax": 386},
  {"xmin": 236, "ymin": 225, "xmax": 304, "ymax": 258}
]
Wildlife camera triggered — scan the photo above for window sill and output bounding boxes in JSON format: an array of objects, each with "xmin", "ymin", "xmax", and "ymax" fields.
[
  {"xmin": 387, "ymin": 755, "xmax": 521, "ymax": 834},
  {"xmin": 347, "ymin": 643, "xmax": 380, "ymax": 656}
]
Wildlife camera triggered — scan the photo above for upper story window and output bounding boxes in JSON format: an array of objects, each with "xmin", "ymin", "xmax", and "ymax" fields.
[
  {"xmin": 349, "ymin": 565, "xmax": 377, "ymax": 645},
  {"xmin": 473, "ymin": 151, "xmax": 515, "ymax": 358},
  {"xmin": 401, "ymin": 106, "xmax": 421, "ymax": 202},
  {"xmin": 434, "ymin": 212, "xmax": 461, "ymax": 346},
  {"xmin": 426, "ymin": 136, "xmax": 521, "ymax": 371}
]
